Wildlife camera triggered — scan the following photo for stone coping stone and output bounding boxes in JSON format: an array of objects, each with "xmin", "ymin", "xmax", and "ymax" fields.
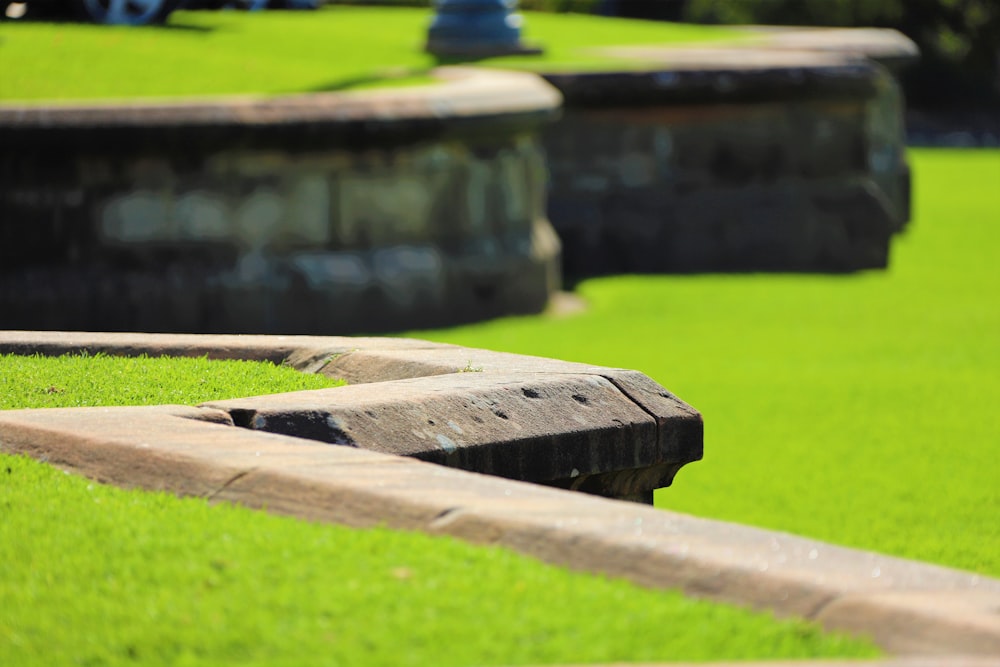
[
  {"xmin": 547, "ymin": 26, "xmax": 917, "ymax": 106},
  {"xmin": 740, "ymin": 26, "xmax": 921, "ymax": 69},
  {"xmin": 203, "ymin": 370, "xmax": 700, "ymax": 500},
  {"xmin": 0, "ymin": 330, "xmax": 454, "ymax": 365},
  {"xmin": 0, "ymin": 66, "xmax": 562, "ymax": 149},
  {"xmin": 1, "ymin": 331, "xmax": 999, "ymax": 657},
  {"xmin": 0, "ymin": 330, "xmax": 702, "ymax": 502},
  {"xmin": 545, "ymin": 47, "xmax": 881, "ymax": 106}
]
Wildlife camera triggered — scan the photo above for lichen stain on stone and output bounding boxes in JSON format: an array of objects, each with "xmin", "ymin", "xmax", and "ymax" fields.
[{"xmin": 436, "ymin": 434, "xmax": 457, "ymax": 453}]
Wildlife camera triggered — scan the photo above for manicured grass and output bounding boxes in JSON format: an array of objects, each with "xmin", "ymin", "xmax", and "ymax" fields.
[
  {"xmin": 406, "ymin": 149, "xmax": 1000, "ymax": 578},
  {"xmin": 0, "ymin": 354, "xmax": 878, "ymax": 663},
  {"xmin": 0, "ymin": 353, "xmax": 343, "ymax": 409},
  {"xmin": 0, "ymin": 7, "xmax": 739, "ymax": 102}
]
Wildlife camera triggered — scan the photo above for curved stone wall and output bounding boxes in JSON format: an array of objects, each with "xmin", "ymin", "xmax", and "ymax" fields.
[
  {"xmin": 0, "ymin": 27, "xmax": 918, "ymax": 334},
  {"xmin": 0, "ymin": 68, "xmax": 562, "ymax": 334},
  {"xmin": 540, "ymin": 29, "xmax": 915, "ymax": 277}
]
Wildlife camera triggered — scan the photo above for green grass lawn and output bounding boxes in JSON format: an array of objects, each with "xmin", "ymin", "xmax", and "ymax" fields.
[
  {"xmin": 1, "ymin": 455, "xmax": 876, "ymax": 667},
  {"xmin": 0, "ymin": 353, "xmax": 343, "ymax": 409},
  {"xmin": 0, "ymin": 355, "xmax": 877, "ymax": 665},
  {"xmin": 406, "ymin": 148, "xmax": 1000, "ymax": 578},
  {"xmin": 0, "ymin": 6, "xmax": 738, "ymax": 102}
]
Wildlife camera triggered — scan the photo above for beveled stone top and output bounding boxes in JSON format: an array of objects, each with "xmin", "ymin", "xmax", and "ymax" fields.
[
  {"xmin": 0, "ymin": 330, "xmax": 703, "ymax": 502},
  {"xmin": 0, "ymin": 67, "xmax": 562, "ymax": 147}
]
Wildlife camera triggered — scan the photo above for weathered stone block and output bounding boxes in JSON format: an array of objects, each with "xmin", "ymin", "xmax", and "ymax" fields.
[
  {"xmin": 0, "ymin": 69, "xmax": 562, "ymax": 334},
  {"xmin": 0, "ymin": 330, "xmax": 701, "ymax": 503},
  {"xmin": 203, "ymin": 369, "xmax": 702, "ymax": 503},
  {"xmin": 540, "ymin": 34, "xmax": 916, "ymax": 277}
]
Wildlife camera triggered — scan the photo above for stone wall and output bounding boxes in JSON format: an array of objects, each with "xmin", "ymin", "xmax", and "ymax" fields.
[
  {"xmin": 0, "ymin": 29, "xmax": 919, "ymax": 334},
  {"xmin": 0, "ymin": 69, "xmax": 562, "ymax": 334},
  {"xmin": 541, "ymin": 32, "xmax": 915, "ymax": 277}
]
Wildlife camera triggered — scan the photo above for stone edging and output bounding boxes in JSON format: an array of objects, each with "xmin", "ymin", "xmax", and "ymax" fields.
[
  {"xmin": 0, "ymin": 67, "xmax": 560, "ymax": 131},
  {"xmin": 545, "ymin": 26, "xmax": 917, "ymax": 106},
  {"xmin": 1, "ymin": 331, "xmax": 999, "ymax": 659},
  {"xmin": 741, "ymin": 26, "xmax": 921, "ymax": 68},
  {"xmin": 0, "ymin": 331, "xmax": 705, "ymax": 504}
]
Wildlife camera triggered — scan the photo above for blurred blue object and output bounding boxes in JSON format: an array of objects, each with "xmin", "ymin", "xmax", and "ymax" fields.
[{"xmin": 426, "ymin": 0, "xmax": 540, "ymax": 57}]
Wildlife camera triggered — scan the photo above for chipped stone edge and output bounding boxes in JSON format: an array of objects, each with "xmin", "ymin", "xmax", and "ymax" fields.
[{"xmin": 1, "ymin": 331, "xmax": 998, "ymax": 660}]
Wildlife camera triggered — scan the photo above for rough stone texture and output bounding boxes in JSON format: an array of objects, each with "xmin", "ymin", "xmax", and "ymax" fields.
[
  {"xmin": 0, "ymin": 330, "xmax": 702, "ymax": 502},
  {"xmin": 203, "ymin": 370, "xmax": 701, "ymax": 502},
  {"xmin": 542, "ymin": 33, "xmax": 914, "ymax": 277},
  {"xmin": 0, "ymin": 68, "xmax": 562, "ymax": 334},
  {"xmin": 0, "ymin": 385, "xmax": 998, "ymax": 657}
]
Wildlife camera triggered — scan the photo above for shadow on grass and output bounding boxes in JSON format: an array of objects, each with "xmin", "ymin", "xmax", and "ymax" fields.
[
  {"xmin": 305, "ymin": 54, "xmax": 518, "ymax": 94},
  {"xmin": 308, "ymin": 67, "xmax": 443, "ymax": 94}
]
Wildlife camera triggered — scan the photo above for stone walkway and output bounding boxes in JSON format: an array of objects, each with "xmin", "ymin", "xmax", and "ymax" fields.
[{"xmin": 1, "ymin": 331, "xmax": 998, "ymax": 666}]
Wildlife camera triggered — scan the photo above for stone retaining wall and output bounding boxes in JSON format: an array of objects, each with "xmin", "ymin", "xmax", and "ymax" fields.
[
  {"xmin": 541, "ymin": 30, "xmax": 916, "ymax": 277},
  {"xmin": 0, "ymin": 69, "xmax": 562, "ymax": 334},
  {"xmin": 0, "ymin": 27, "xmax": 919, "ymax": 333}
]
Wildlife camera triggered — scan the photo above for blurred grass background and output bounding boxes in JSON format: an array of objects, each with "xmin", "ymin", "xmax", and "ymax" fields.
[{"xmin": 0, "ymin": 6, "xmax": 737, "ymax": 102}]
